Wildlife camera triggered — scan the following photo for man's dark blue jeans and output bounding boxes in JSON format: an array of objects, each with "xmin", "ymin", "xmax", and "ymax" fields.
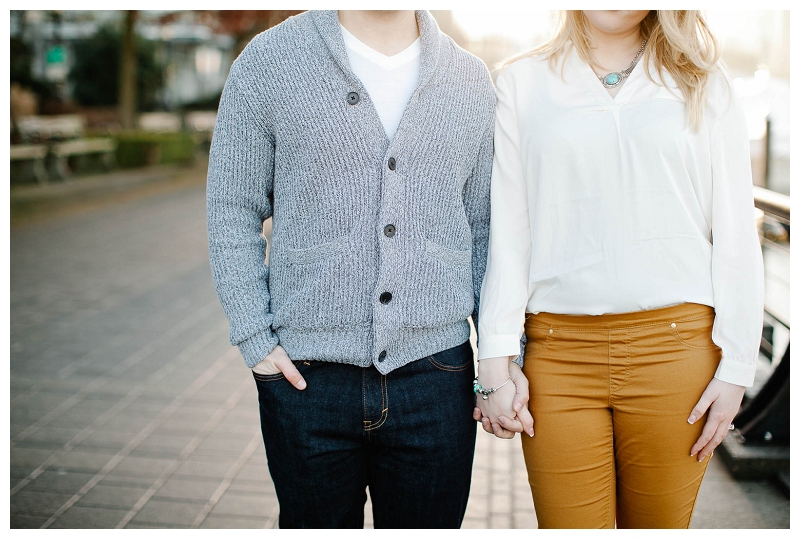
[{"xmin": 253, "ymin": 340, "xmax": 476, "ymax": 529}]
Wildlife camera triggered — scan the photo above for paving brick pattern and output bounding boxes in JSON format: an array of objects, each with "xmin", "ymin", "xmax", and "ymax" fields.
[{"xmin": 9, "ymin": 164, "xmax": 789, "ymax": 529}]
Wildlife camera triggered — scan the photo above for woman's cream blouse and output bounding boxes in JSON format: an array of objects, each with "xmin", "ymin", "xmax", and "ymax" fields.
[{"xmin": 477, "ymin": 47, "xmax": 764, "ymax": 387}]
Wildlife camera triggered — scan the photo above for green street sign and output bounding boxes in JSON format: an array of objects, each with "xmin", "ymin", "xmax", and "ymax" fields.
[{"xmin": 46, "ymin": 45, "xmax": 65, "ymax": 64}]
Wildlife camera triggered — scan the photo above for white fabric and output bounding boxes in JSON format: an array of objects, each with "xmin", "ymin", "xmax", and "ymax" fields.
[
  {"xmin": 340, "ymin": 24, "xmax": 421, "ymax": 141},
  {"xmin": 477, "ymin": 46, "xmax": 764, "ymax": 387}
]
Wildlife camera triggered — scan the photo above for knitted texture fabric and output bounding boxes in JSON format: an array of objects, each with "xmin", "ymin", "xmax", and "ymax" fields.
[{"xmin": 207, "ymin": 10, "xmax": 495, "ymax": 373}]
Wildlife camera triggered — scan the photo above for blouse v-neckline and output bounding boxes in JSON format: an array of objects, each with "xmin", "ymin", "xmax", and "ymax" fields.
[{"xmin": 572, "ymin": 46, "xmax": 646, "ymax": 106}]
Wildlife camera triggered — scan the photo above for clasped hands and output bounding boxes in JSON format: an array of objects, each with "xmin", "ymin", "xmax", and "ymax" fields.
[
  {"xmin": 471, "ymin": 356, "xmax": 745, "ymax": 457},
  {"xmin": 249, "ymin": 346, "xmax": 742, "ymax": 455},
  {"xmin": 253, "ymin": 348, "xmax": 535, "ymax": 438},
  {"xmin": 473, "ymin": 356, "xmax": 535, "ymax": 439}
]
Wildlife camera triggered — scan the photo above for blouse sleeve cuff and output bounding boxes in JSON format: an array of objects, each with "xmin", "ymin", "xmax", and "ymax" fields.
[
  {"xmin": 478, "ymin": 334, "xmax": 522, "ymax": 361},
  {"xmin": 714, "ymin": 355, "xmax": 758, "ymax": 387}
]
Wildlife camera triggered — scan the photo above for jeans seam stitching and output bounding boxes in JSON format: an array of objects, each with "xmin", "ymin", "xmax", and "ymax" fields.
[
  {"xmin": 253, "ymin": 372, "xmax": 285, "ymax": 382},
  {"xmin": 362, "ymin": 369, "xmax": 369, "ymax": 438},
  {"xmin": 623, "ymin": 330, "xmax": 631, "ymax": 390},
  {"xmin": 365, "ymin": 375, "xmax": 389, "ymax": 431},
  {"xmin": 607, "ymin": 331, "xmax": 615, "ymax": 407},
  {"xmin": 427, "ymin": 357, "xmax": 470, "ymax": 372},
  {"xmin": 607, "ymin": 411, "xmax": 615, "ymax": 527},
  {"xmin": 526, "ymin": 330, "xmax": 552, "ymax": 354},
  {"xmin": 671, "ymin": 328, "xmax": 719, "ymax": 350},
  {"xmin": 533, "ymin": 314, "xmax": 714, "ymax": 332},
  {"xmin": 686, "ymin": 460, "xmax": 710, "ymax": 528}
]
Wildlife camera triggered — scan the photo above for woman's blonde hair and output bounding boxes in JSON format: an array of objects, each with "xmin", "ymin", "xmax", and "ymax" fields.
[{"xmin": 503, "ymin": 11, "xmax": 720, "ymax": 129}]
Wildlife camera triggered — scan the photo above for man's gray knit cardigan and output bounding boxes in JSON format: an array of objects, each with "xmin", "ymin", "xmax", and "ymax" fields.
[{"xmin": 207, "ymin": 10, "xmax": 495, "ymax": 374}]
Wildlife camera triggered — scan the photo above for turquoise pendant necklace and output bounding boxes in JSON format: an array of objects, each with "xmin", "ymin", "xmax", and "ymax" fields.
[{"xmin": 597, "ymin": 39, "xmax": 646, "ymax": 89}]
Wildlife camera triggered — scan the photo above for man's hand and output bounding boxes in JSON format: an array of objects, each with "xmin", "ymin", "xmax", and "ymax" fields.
[
  {"xmin": 251, "ymin": 345, "xmax": 307, "ymax": 390},
  {"xmin": 473, "ymin": 358, "xmax": 534, "ymax": 439}
]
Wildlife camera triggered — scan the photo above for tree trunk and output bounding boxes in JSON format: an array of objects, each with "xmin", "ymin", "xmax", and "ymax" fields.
[{"xmin": 119, "ymin": 10, "xmax": 137, "ymax": 130}]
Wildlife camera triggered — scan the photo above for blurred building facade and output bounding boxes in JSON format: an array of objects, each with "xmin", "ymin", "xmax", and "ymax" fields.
[
  {"xmin": 10, "ymin": 9, "xmax": 790, "ymax": 195},
  {"xmin": 10, "ymin": 10, "xmax": 236, "ymax": 112}
]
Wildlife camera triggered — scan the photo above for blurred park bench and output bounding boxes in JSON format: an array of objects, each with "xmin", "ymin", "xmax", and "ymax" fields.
[
  {"xmin": 10, "ymin": 111, "xmax": 216, "ymax": 185},
  {"xmin": 11, "ymin": 114, "xmax": 116, "ymax": 183},
  {"xmin": 8, "ymin": 144, "xmax": 49, "ymax": 184}
]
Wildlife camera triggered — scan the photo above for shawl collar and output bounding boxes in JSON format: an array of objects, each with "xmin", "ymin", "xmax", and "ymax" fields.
[{"xmin": 310, "ymin": 10, "xmax": 443, "ymax": 90}]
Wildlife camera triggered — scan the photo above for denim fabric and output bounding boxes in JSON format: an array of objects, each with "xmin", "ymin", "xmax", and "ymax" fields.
[{"xmin": 253, "ymin": 340, "xmax": 476, "ymax": 528}]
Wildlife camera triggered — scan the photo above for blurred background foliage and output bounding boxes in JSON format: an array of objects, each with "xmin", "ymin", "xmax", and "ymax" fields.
[
  {"xmin": 68, "ymin": 25, "xmax": 164, "ymax": 112},
  {"xmin": 114, "ymin": 131, "xmax": 196, "ymax": 168},
  {"xmin": 8, "ymin": 9, "xmax": 790, "ymax": 196}
]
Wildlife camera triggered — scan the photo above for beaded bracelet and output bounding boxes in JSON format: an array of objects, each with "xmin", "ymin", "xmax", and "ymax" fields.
[{"xmin": 473, "ymin": 377, "xmax": 512, "ymax": 400}]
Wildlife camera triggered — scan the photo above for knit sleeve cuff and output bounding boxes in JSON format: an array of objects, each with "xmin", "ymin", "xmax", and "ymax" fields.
[{"xmin": 238, "ymin": 328, "xmax": 280, "ymax": 368}]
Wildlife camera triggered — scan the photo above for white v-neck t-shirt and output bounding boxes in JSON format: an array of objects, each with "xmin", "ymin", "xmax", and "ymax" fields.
[
  {"xmin": 340, "ymin": 24, "xmax": 421, "ymax": 141},
  {"xmin": 477, "ymin": 46, "xmax": 764, "ymax": 387}
]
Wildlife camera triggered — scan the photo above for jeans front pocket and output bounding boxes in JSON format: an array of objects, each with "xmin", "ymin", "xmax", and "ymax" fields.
[
  {"xmin": 525, "ymin": 323, "xmax": 553, "ymax": 355},
  {"xmin": 252, "ymin": 371, "xmax": 285, "ymax": 383},
  {"xmin": 670, "ymin": 316, "xmax": 719, "ymax": 351},
  {"xmin": 426, "ymin": 341, "xmax": 473, "ymax": 372},
  {"xmin": 252, "ymin": 360, "xmax": 316, "ymax": 383}
]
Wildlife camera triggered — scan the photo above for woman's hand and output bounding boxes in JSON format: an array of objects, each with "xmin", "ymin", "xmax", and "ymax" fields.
[
  {"xmin": 688, "ymin": 378, "xmax": 746, "ymax": 462},
  {"xmin": 473, "ymin": 358, "xmax": 534, "ymax": 439}
]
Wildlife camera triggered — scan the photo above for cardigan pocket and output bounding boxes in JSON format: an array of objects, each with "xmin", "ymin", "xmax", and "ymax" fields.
[
  {"xmin": 399, "ymin": 239, "xmax": 473, "ymax": 328},
  {"xmin": 425, "ymin": 239, "xmax": 471, "ymax": 267},
  {"xmin": 270, "ymin": 234, "xmax": 372, "ymax": 330},
  {"xmin": 283, "ymin": 236, "xmax": 348, "ymax": 265}
]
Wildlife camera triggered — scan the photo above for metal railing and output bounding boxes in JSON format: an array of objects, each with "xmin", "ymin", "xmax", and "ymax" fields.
[
  {"xmin": 719, "ymin": 186, "xmax": 789, "ymax": 489},
  {"xmin": 754, "ymin": 186, "xmax": 790, "ymax": 225}
]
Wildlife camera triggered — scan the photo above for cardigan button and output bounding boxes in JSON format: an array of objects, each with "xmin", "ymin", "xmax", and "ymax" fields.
[
  {"xmin": 387, "ymin": 157, "xmax": 396, "ymax": 170},
  {"xmin": 378, "ymin": 350, "xmax": 387, "ymax": 362},
  {"xmin": 346, "ymin": 91, "xmax": 360, "ymax": 105},
  {"xmin": 384, "ymin": 224, "xmax": 396, "ymax": 238},
  {"xmin": 379, "ymin": 292, "xmax": 392, "ymax": 304}
]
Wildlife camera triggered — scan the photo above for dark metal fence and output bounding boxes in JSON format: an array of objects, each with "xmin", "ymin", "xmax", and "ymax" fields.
[{"xmin": 718, "ymin": 186, "xmax": 790, "ymax": 495}]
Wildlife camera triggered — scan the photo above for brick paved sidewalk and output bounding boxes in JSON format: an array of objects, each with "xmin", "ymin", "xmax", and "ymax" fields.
[{"xmin": 8, "ymin": 165, "xmax": 789, "ymax": 529}]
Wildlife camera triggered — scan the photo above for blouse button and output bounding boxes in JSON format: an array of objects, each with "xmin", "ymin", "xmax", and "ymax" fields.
[{"xmin": 671, "ymin": 323, "xmax": 677, "ymax": 328}]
